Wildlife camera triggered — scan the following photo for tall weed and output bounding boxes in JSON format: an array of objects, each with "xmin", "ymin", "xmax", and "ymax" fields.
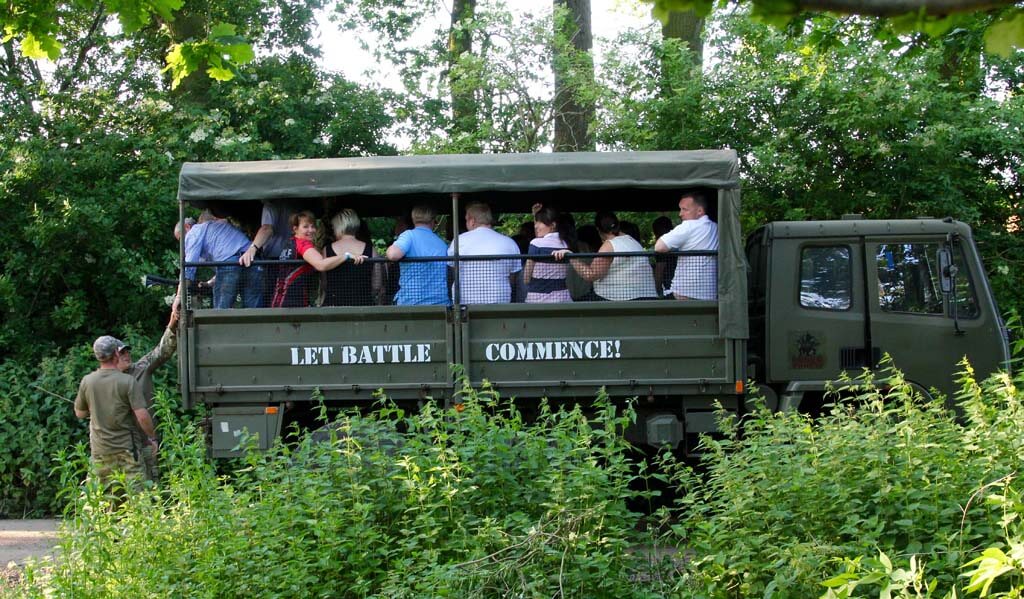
[
  {"xmin": 670, "ymin": 358, "xmax": 1024, "ymax": 598},
  {"xmin": 12, "ymin": 381, "xmax": 667, "ymax": 598}
]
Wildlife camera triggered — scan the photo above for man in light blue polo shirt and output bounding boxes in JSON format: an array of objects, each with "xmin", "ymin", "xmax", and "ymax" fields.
[
  {"xmin": 386, "ymin": 205, "xmax": 450, "ymax": 305},
  {"xmin": 184, "ymin": 215, "xmax": 263, "ymax": 308}
]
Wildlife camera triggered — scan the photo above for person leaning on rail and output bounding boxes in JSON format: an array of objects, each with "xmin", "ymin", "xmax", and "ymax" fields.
[
  {"xmin": 180, "ymin": 211, "xmax": 264, "ymax": 309},
  {"xmin": 554, "ymin": 211, "xmax": 659, "ymax": 302},
  {"xmin": 448, "ymin": 199, "xmax": 522, "ymax": 304},
  {"xmin": 322, "ymin": 208, "xmax": 381, "ymax": 306},
  {"xmin": 386, "ymin": 205, "xmax": 450, "ymax": 306},
  {"xmin": 654, "ymin": 190, "xmax": 719, "ymax": 301}
]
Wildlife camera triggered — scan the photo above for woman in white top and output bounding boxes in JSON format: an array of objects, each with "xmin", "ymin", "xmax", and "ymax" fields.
[{"xmin": 555, "ymin": 211, "xmax": 658, "ymax": 301}]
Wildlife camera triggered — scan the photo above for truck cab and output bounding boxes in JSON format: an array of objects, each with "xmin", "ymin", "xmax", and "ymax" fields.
[{"xmin": 746, "ymin": 217, "xmax": 1010, "ymax": 412}]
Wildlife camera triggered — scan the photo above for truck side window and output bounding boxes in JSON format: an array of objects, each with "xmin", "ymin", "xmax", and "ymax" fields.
[
  {"xmin": 799, "ymin": 246, "xmax": 852, "ymax": 310},
  {"xmin": 876, "ymin": 243, "xmax": 977, "ymax": 318}
]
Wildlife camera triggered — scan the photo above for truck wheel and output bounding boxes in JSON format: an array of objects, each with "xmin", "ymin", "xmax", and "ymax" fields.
[{"xmin": 306, "ymin": 419, "xmax": 404, "ymax": 456}]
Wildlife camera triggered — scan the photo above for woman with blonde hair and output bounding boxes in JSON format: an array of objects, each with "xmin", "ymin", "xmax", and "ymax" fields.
[{"xmin": 323, "ymin": 209, "xmax": 381, "ymax": 306}]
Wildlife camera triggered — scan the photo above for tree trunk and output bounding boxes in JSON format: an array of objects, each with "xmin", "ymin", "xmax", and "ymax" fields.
[
  {"xmin": 938, "ymin": 33, "xmax": 984, "ymax": 95},
  {"xmin": 552, "ymin": 0, "xmax": 594, "ymax": 152},
  {"xmin": 449, "ymin": 0, "xmax": 478, "ymax": 144},
  {"xmin": 661, "ymin": 10, "xmax": 704, "ymax": 67},
  {"xmin": 656, "ymin": 11, "xmax": 705, "ymax": 150}
]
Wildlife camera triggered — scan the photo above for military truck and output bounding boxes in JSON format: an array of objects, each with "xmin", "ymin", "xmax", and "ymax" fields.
[{"xmin": 175, "ymin": 150, "xmax": 1010, "ymax": 457}]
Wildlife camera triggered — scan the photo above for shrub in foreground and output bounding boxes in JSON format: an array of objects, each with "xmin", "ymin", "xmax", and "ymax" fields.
[
  {"xmin": 668, "ymin": 359, "xmax": 1024, "ymax": 598},
  {"xmin": 14, "ymin": 383, "xmax": 669, "ymax": 598}
]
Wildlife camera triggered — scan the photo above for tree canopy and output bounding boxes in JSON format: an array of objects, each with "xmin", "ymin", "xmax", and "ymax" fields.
[{"xmin": 641, "ymin": 0, "xmax": 1024, "ymax": 56}]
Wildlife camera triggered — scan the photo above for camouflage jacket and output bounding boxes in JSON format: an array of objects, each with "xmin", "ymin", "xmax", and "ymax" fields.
[{"xmin": 127, "ymin": 326, "xmax": 178, "ymax": 411}]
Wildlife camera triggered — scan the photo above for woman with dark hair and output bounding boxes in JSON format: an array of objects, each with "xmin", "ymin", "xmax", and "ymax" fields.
[
  {"xmin": 556, "ymin": 210, "xmax": 658, "ymax": 301},
  {"xmin": 523, "ymin": 206, "xmax": 575, "ymax": 303},
  {"xmin": 272, "ymin": 210, "xmax": 362, "ymax": 307}
]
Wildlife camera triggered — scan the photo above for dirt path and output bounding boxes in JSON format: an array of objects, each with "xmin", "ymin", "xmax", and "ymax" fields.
[{"xmin": 1, "ymin": 520, "xmax": 59, "ymax": 590}]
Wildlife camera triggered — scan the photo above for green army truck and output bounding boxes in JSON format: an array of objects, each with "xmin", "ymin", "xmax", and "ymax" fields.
[{"xmin": 175, "ymin": 150, "xmax": 1010, "ymax": 457}]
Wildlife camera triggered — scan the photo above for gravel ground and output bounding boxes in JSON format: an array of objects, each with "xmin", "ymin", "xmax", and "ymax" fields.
[
  {"xmin": 1, "ymin": 520, "xmax": 59, "ymax": 592},
  {"xmin": 2, "ymin": 565, "xmax": 24, "ymax": 591}
]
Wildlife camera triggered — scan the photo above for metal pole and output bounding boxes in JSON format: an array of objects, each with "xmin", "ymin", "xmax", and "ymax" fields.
[{"xmin": 452, "ymin": 192, "xmax": 461, "ymax": 306}]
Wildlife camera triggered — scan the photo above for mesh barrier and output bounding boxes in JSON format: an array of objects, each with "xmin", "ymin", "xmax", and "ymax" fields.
[{"xmin": 182, "ymin": 250, "xmax": 718, "ymax": 309}]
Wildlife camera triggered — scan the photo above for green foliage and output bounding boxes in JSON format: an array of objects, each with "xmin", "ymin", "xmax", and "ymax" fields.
[
  {"xmin": 165, "ymin": 22, "xmax": 255, "ymax": 88},
  {"xmin": 638, "ymin": 0, "xmax": 1024, "ymax": 55},
  {"xmin": 1, "ymin": 0, "xmax": 257, "ymax": 82},
  {"xmin": 594, "ymin": 12, "xmax": 1024, "ymax": 315},
  {"xmin": 985, "ymin": 10, "xmax": 1024, "ymax": 57},
  {"xmin": 667, "ymin": 358, "xmax": 1024, "ymax": 597},
  {"xmin": 13, "ymin": 384, "xmax": 671, "ymax": 597},
  {"xmin": 1, "ymin": 53, "xmax": 393, "ymax": 364}
]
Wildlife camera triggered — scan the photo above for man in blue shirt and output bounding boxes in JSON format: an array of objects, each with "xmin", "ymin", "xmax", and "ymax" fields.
[
  {"xmin": 386, "ymin": 206, "xmax": 450, "ymax": 305},
  {"xmin": 184, "ymin": 215, "xmax": 264, "ymax": 309}
]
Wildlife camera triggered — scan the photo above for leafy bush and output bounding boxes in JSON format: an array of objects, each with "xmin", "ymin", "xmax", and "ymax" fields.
[
  {"xmin": 13, "ymin": 383, "xmax": 671, "ymax": 598},
  {"xmin": 668, "ymin": 359, "xmax": 1024, "ymax": 598}
]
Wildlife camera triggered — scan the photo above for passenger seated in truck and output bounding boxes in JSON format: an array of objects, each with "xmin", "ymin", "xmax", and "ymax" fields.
[
  {"xmin": 555, "ymin": 211, "xmax": 659, "ymax": 301},
  {"xmin": 654, "ymin": 190, "xmax": 719, "ymax": 300},
  {"xmin": 381, "ymin": 215, "xmax": 412, "ymax": 305},
  {"xmin": 524, "ymin": 206, "xmax": 575, "ymax": 303},
  {"xmin": 448, "ymin": 200, "xmax": 521, "ymax": 304},
  {"xmin": 565, "ymin": 224, "xmax": 600, "ymax": 302},
  {"xmin": 273, "ymin": 210, "xmax": 361, "ymax": 307},
  {"xmin": 619, "ymin": 220, "xmax": 642, "ymax": 245},
  {"xmin": 183, "ymin": 211, "xmax": 264, "ymax": 309},
  {"xmin": 386, "ymin": 205, "xmax": 450, "ymax": 305},
  {"xmin": 651, "ymin": 216, "xmax": 677, "ymax": 298},
  {"xmin": 322, "ymin": 209, "xmax": 380, "ymax": 306}
]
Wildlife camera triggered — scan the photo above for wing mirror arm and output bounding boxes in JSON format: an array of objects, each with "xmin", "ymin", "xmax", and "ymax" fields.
[{"xmin": 939, "ymin": 239, "xmax": 965, "ymax": 337}]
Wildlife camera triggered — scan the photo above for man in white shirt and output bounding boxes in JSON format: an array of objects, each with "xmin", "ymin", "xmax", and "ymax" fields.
[
  {"xmin": 654, "ymin": 191, "xmax": 719, "ymax": 300},
  {"xmin": 449, "ymin": 201, "xmax": 522, "ymax": 303}
]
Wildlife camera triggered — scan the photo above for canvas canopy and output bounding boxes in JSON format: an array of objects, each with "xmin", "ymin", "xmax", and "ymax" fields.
[{"xmin": 177, "ymin": 150, "xmax": 747, "ymax": 339}]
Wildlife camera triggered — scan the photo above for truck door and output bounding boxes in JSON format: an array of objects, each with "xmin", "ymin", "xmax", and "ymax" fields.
[
  {"xmin": 767, "ymin": 237, "xmax": 869, "ymax": 388},
  {"xmin": 866, "ymin": 235, "xmax": 1007, "ymax": 401}
]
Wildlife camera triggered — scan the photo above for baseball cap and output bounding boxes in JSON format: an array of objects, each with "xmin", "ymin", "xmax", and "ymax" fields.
[{"xmin": 93, "ymin": 335, "xmax": 130, "ymax": 361}]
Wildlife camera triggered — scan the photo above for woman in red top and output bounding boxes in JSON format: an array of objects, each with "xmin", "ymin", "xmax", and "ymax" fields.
[{"xmin": 273, "ymin": 211, "xmax": 363, "ymax": 307}]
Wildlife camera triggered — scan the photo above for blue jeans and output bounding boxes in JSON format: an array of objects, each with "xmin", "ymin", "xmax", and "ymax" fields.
[{"xmin": 213, "ymin": 265, "xmax": 264, "ymax": 309}]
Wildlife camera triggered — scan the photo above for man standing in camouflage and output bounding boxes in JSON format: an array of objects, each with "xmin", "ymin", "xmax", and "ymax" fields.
[
  {"xmin": 117, "ymin": 309, "xmax": 178, "ymax": 481},
  {"xmin": 74, "ymin": 335, "xmax": 158, "ymax": 489}
]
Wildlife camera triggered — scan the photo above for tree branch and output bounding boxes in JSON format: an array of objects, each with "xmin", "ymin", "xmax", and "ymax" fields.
[
  {"xmin": 59, "ymin": 5, "xmax": 108, "ymax": 93},
  {"xmin": 792, "ymin": 0, "xmax": 1015, "ymax": 17}
]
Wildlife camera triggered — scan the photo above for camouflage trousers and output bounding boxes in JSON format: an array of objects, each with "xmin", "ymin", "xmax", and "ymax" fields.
[
  {"xmin": 139, "ymin": 443, "xmax": 159, "ymax": 482},
  {"xmin": 130, "ymin": 430, "xmax": 159, "ymax": 482},
  {"xmin": 91, "ymin": 450, "xmax": 146, "ymax": 491}
]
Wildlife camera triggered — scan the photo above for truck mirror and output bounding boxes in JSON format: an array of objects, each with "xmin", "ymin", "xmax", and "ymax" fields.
[{"xmin": 938, "ymin": 247, "xmax": 955, "ymax": 294}]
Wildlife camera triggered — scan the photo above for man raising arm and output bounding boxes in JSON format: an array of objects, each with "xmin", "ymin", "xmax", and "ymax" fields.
[{"xmin": 654, "ymin": 190, "xmax": 719, "ymax": 301}]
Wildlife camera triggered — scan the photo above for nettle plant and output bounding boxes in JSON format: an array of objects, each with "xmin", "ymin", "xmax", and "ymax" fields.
[
  {"xmin": 667, "ymin": 358, "xmax": 1024, "ymax": 598},
  {"xmin": 19, "ymin": 380, "xmax": 675, "ymax": 598}
]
